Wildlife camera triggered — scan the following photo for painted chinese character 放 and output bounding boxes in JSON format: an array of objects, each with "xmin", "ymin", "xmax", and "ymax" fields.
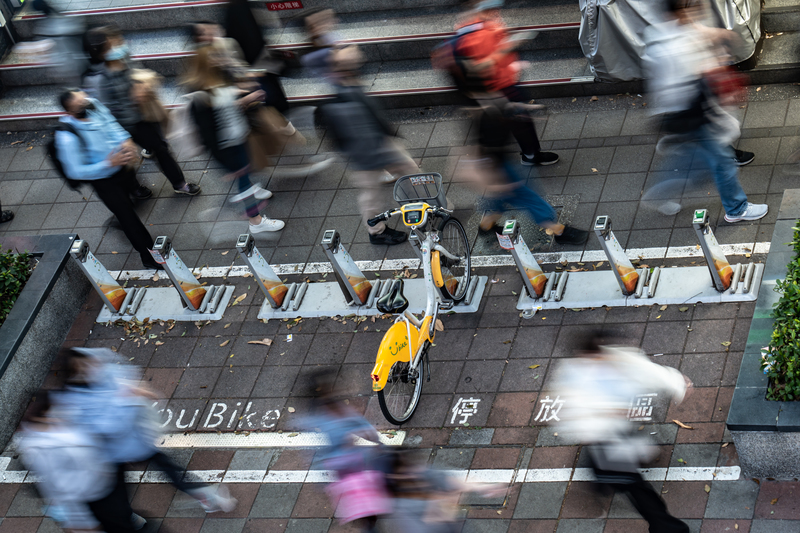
[
  {"xmin": 450, "ymin": 397, "xmax": 481, "ymax": 425},
  {"xmin": 533, "ymin": 395, "xmax": 565, "ymax": 422}
]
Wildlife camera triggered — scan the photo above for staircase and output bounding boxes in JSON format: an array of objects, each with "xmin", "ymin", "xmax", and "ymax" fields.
[{"xmin": 0, "ymin": 0, "xmax": 590, "ymax": 130}]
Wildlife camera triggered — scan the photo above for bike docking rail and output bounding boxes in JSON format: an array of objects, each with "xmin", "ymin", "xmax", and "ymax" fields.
[
  {"xmin": 72, "ymin": 237, "xmax": 234, "ymax": 322},
  {"xmin": 505, "ymin": 211, "xmax": 764, "ymax": 317},
  {"xmin": 239, "ymin": 229, "xmax": 487, "ymax": 320}
]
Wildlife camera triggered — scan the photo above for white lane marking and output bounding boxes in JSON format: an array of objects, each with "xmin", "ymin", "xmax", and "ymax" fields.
[
  {"xmin": 110, "ymin": 243, "xmax": 769, "ymax": 281},
  {"xmin": 156, "ymin": 431, "xmax": 406, "ymax": 448},
  {"xmin": 0, "ymin": 466, "xmax": 742, "ymax": 484}
]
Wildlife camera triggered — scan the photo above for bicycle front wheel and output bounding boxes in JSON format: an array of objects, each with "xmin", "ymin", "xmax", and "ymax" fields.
[
  {"xmin": 438, "ymin": 217, "xmax": 472, "ymax": 301},
  {"xmin": 377, "ymin": 355, "xmax": 425, "ymax": 425}
]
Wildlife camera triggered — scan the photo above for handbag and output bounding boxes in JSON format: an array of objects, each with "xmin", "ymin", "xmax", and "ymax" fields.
[{"xmin": 705, "ymin": 65, "xmax": 748, "ymax": 107}]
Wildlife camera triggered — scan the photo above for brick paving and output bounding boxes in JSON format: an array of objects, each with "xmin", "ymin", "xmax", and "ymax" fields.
[{"xmin": 4, "ymin": 85, "xmax": 800, "ymax": 532}]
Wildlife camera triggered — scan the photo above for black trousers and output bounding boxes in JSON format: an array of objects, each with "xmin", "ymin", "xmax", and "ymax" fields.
[
  {"xmin": 126, "ymin": 121, "xmax": 185, "ymax": 189},
  {"xmin": 499, "ymin": 85, "xmax": 542, "ymax": 156},
  {"xmin": 593, "ymin": 466, "xmax": 690, "ymax": 533},
  {"xmin": 258, "ymin": 72, "xmax": 289, "ymax": 113},
  {"xmin": 90, "ymin": 167, "xmax": 155, "ymax": 265},
  {"xmin": 87, "ymin": 464, "xmax": 136, "ymax": 533},
  {"xmin": 148, "ymin": 451, "xmax": 195, "ymax": 493}
]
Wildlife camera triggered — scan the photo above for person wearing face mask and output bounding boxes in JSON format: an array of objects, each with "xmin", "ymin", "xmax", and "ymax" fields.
[
  {"xmin": 83, "ymin": 25, "xmax": 201, "ymax": 196},
  {"xmin": 56, "ymin": 89, "xmax": 164, "ymax": 270}
]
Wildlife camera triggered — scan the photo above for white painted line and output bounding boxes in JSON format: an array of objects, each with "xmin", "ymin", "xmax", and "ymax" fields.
[
  {"xmin": 223, "ymin": 470, "xmax": 267, "ymax": 483},
  {"xmin": 156, "ymin": 431, "xmax": 406, "ymax": 448},
  {"xmin": 525, "ymin": 468, "xmax": 572, "ymax": 482},
  {"xmin": 466, "ymin": 469, "xmax": 515, "ymax": 484},
  {"xmin": 0, "ymin": 465, "xmax": 743, "ymax": 485},
  {"xmin": 0, "ymin": 457, "xmax": 10, "ymax": 473},
  {"xmin": 110, "ymin": 243, "xmax": 769, "ymax": 281}
]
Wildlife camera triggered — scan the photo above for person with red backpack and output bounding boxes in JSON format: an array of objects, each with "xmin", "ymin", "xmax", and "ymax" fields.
[{"xmin": 445, "ymin": 0, "xmax": 558, "ymax": 166}]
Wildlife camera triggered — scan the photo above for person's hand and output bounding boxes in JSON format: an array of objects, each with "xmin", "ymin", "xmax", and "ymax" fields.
[
  {"xmin": 108, "ymin": 147, "xmax": 133, "ymax": 167},
  {"xmin": 238, "ymin": 90, "xmax": 265, "ymax": 107}
]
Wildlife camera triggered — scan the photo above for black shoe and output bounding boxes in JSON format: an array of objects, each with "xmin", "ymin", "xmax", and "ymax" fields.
[
  {"xmin": 174, "ymin": 183, "xmax": 201, "ymax": 196},
  {"xmin": 521, "ymin": 151, "xmax": 559, "ymax": 166},
  {"xmin": 141, "ymin": 260, "xmax": 165, "ymax": 271},
  {"xmin": 733, "ymin": 148, "xmax": 754, "ymax": 166},
  {"xmin": 0, "ymin": 210, "xmax": 13, "ymax": 224},
  {"xmin": 131, "ymin": 186, "xmax": 153, "ymax": 200},
  {"xmin": 369, "ymin": 227, "xmax": 408, "ymax": 246},
  {"xmin": 554, "ymin": 226, "xmax": 589, "ymax": 245}
]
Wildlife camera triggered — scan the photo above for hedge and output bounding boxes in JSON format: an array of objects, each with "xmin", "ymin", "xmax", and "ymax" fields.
[{"xmin": 0, "ymin": 249, "xmax": 33, "ymax": 328}]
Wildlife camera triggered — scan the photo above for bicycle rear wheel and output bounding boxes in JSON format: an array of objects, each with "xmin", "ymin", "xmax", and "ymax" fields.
[
  {"xmin": 377, "ymin": 354, "xmax": 425, "ymax": 425},
  {"xmin": 438, "ymin": 217, "xmax": 471, "ymax": 301}
]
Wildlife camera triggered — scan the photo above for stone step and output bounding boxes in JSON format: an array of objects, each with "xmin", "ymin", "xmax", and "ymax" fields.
[
  {"xmin": 762, "ymin": 0, "xmax": 800, "ymax": 33},
  {"xmin": 0, "ymin": 46, "xmax": 601, "ymax": 130},
  {"xmin": 746, "ymin": 30, "xmax": 800, "ymax": 84}
]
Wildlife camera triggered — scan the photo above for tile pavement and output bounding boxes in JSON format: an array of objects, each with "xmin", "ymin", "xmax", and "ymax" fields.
[{"xmin": 6, "ymin": 86, "xmax": 800, "ymax": 531}]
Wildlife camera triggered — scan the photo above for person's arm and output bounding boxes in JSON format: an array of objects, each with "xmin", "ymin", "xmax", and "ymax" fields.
[
  {"xmin": 93, "ymin": 100, "xmax": 131, "ymax": 146},
  {"xmin": 191, "ymin": 95, "xmax": 220, "ymax": 155},
  {"xmin": 56, "ymin": 131, "xmax": 119, "ymax": 181}
]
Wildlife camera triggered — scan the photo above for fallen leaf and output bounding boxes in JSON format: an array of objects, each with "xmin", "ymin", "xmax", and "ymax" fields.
[
  {"xmin": 221, "ymin": 251, "xmax": 229, "ymax": 255},
  {"xmin": 435, "ymin": 319, "xmax": 444, "ymax": 332},
  {"xmin": 722, "ymin": 443, "xmax": 729, "ymax": 448},
  {"xmin": 591, "ymin": 168, "xmax": 598, "ymax": 172},
  {"xmin": 721, "ymin": 341, "xmax": 732, "ymax": 347},
  {"xmin": 232, "ymin": 293, "xmax": 247, "ymax": 306},
  {"xmin": 673, "ymin": 419, "xmax": 693, "ymax": 430},
  {"xmin": 223, "ymin": 323, "xmax": 231, "ymax": 329},
  {"xmin": 111, "ymin": 251, "xmax": 119, "ymax": 254},
  {"xmin": 528, "ymin": 364, "xmax": 540, "ymax": 369},
  {"xmin": 771, "ymin": 498, "xmax": 779, "ymax": 505},
  {"xmin": 735, "ymin": 524, "xmax": 739, "ymax": 530},
  {"xmin": 248, "ymin": 338, "xmax": 273, "ymax": 346},
  {"xmin": 152, "ymin": 272, "xmax": 159, "ymax": 282},
  {"xmin": 679, "ymin": 307, "xmax": 689, "ymax": 312},
  {"xmin": 155, "ymin": 341, "xmax": 164, "ymax": 346},
  {"xmin": 590, "ymin": 95, "xmax": 598, "ymax": 101},
  {"xmin": 659, "ymin": 305, "xmax": 668, "ymax": 311},
  {"xmin": 705, "ymin": 485, "xmax": 711, "ymax": 493},
  {"xmin": 220, "ymin": 340, "xmax": 230, "ymax": 347},
  {"xmin": 288, "ymin": 432, "xmax": 299, "ymax": 437},
  {"xmin": 287, "ymin": 407, "xmax": 296, "ymax": 413}
]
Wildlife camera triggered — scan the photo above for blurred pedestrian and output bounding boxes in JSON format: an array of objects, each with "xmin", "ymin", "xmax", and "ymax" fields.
[
  {"xmin": 447, "ymin": 0, "xmax": 558, "ymax": 167},
  {"xmin": 55, "ymin": 348, "xmax": 237, "ymax": 517},
  {"xmin": 19, "ymin": 391, "xmax": 131, "ymax": 533},
  {"xmin": 551, "ymin": 331, "xmax": 691, "ymax": 533},
  {"xmin": 304, "ymin": 374, "xmax": 391, "ymax": 532},
  {"xmin": 83, "ymin": 25, "xmax": 201, "ymax": 196},
  {"xmin": 642, "ymin": 0, "xmax": 764, "ymax": 222},
  {"xmin": 468, "ymin": 97, "xmax": 588, "ymax": 245},
  {"xmin": 56, "ymin": 89, "xmax": 163, "ymax": 270},
  {"xmin": 183, "ymin": 43, "xmax": 285, "ymax": 233}
]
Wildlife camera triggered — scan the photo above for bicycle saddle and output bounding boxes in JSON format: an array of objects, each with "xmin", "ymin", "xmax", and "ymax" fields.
[{"xmin": 377, "ymin": 280, "xmax": 409, "ymax": 314}]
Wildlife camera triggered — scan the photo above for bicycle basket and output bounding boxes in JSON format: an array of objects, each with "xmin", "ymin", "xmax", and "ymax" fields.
[{"xmin": 393, "ymin": 173, "xmax": 446, "ymax": 208}]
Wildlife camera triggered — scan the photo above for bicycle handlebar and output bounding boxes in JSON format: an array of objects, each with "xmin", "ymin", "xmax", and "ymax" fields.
[{"xmin": 367, "ymin": 211, "xmax": 391, "ymax": 227}]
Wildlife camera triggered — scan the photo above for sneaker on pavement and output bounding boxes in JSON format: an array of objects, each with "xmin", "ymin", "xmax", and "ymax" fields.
[
  {"xmin": 733, "ymin": 148, "xmax": 754, "ymax": 166},
  {"xmin": 174, "ymin": 183, "xmax": 201, "ymax": 196},
  {"xmin": 724, "ymin": 202, "xmax": 768, "ymax": 223},
  {"xmin": 141, "ymin": 260, "xmax": 165, "ymax": 271},
  {"xmin": 130, "ymin": 512, "xmax": 147, "ymax": 531},
  {"xmin": 0, "ymin": 210, "xmax": 13, "ymax": 224},
  {"xmin": 131, "ymin": 186, "xmax": 153, "ymax": 200},
  {"xmin": 231, "ymin": 185, "xmax": 272, "ymax": 202},
  {"xmin": 521, "ymin": 151, "xmax": 559, "ymax": 166},
  {"xmin": 191, "ymin": 485, "xmax": 238, "ymax": 513},
  {"xmin": 249, "ymin": 217, "xmax": 285, "ymax": 233},
  {"xmin": 141, "ymin": 149, "xmax": 153, "ymax": 159},
  {"xmin": 369, "ymin": 227, "xmax": 408, "ymax": 245},
  {"xmin": 554, "ymin": 226, "xmax": 589, "ymax": 245}
]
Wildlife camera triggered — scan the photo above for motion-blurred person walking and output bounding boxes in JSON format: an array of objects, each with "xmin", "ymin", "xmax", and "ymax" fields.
[
  {"xmin": 20, "ymin": 392, "xmax": 128, "ymax": 532},
  {"xmin": 54, "ymin": 348, "xmax": 237, "ymax": 520},
  {"xmin": 83, "ymin": 26, "xmax": 200, "ymax": 196},
  {"xmin": 642, "ymin": 0, "xmax": 763, "ymax": 222},
  {"xmin": 551, "ymin": 331, "xmax": 692, "ymax": 533}
]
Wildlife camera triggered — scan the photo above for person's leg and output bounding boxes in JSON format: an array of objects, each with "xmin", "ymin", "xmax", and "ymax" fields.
[
  {"xmin": 87, "ymin": 464, "xmax": 138, "ymax": 533},
  {"xmin": 499, "ymin": 86, "xmax": 542, "ymax": 156},
  {"xmin": 694, "ymin": 132, "xmax": 748, "ymax": 217},
  {"xmin": 130, "ymin": 122, "xmax": 188, "ymax": 190},
  {"xmin": 149, "ymin": 451, "xmax": 196, "ymax": 493},
  {"xmin": 91, "ymin": 171, "xmax": 156, "ymax": 266},
  {"xmin": 352, "ymin": 170, "xmax": 386, "ymax": 235},
  {"xmin": 259, "ymin": 73, "xmax": 290, "ymax": 113},
  {"xmin": 621, "ymin": 475, "xmax": 690, "ymax": 533},
  {"xmin": 500, "ymin": 159, "xmax": 557, "ymax": 225},
  {"xmin": 217, "ymin": 145, "xmax": 283, "ymax": 232}
]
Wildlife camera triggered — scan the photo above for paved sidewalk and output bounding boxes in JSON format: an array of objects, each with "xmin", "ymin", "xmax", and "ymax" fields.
[{"xmin": 3, "ymin": 85, "xmax": 800, "ymax": 533}]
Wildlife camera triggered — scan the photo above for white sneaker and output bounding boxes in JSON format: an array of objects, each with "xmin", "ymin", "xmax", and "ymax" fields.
[
  {"xmin": 724, "ymin": 202, "xmax": 768, "ymax": 223},
  {"xmin": 130, "ymin": 512, "xmax": 147, "ymax": 530},
  {"xmin": 379, "ymin": 171, "xmax": 399, "ymax": 184},
  {"xmin": 249, "ymin": 217, "xmax": 285, "ymax": 233},
  {"xmin": 231, "ymin": 185, "xmax": 272, "ymax": 202},
  {"xmin": 141, "ymin": 149, "xmax": 153, "ymax": 159},
  {"xmin": 190, "ymin": 485, "xmax": 238, "ymax": 513}
]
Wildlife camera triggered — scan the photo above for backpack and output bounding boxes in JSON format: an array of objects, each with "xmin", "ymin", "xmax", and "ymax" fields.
[
  {"xmin": 430, "ymin": 22, "xmax": 486, "ymax": 94},
  {"xmin": 47, "ymin": 122, "xmax": 88, "ymax": 191},
  {"xmin": 166, "ymin": 93, "xmax": 205, "ymax": 161}
]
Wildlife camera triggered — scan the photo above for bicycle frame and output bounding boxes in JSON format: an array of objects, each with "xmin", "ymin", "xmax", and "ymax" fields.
[{"xmin": 371, "ymin": 225, "xmax": 439, "ymax": 392}]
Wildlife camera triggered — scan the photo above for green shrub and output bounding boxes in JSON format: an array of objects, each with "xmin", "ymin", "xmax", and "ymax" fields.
[
  {"xmin": 0, "ymin": 249, "xmax": 33, "ymax": 327},
  {"xmin": 764, "ymin": 224, "xmax": 800, "ymax": 400}
]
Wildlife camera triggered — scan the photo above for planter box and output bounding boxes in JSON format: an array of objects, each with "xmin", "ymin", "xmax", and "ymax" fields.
[
  {"xmin": 728, "ymin": 189, "xmax": 800, "ymax": 478},
  {"xmin": 0, "ymin": 234, "xmax": 90, "ymax": 449}
]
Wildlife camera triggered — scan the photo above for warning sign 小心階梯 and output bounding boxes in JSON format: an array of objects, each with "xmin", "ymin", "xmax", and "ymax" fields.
[{"xmin": 266, "ymin": 1, "xmax": 303, "ymax": 10}]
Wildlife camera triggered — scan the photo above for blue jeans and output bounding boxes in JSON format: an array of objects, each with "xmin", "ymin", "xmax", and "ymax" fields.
[
  {"xmin": 644, "ymin": 125, "xmax": 748, "ymax": 216},
  {"xmin": 215, "ymin": 144, "xmax": 260, "ymax": 218},
  {"xmin": 484, "ymin": 158, "xmax": 557, "ymax": 225}
]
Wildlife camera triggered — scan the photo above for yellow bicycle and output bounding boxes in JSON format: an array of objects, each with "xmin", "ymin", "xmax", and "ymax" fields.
[{"xmin": 368, "ymin": 173, "xmax": 471, "ymax": 425}]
